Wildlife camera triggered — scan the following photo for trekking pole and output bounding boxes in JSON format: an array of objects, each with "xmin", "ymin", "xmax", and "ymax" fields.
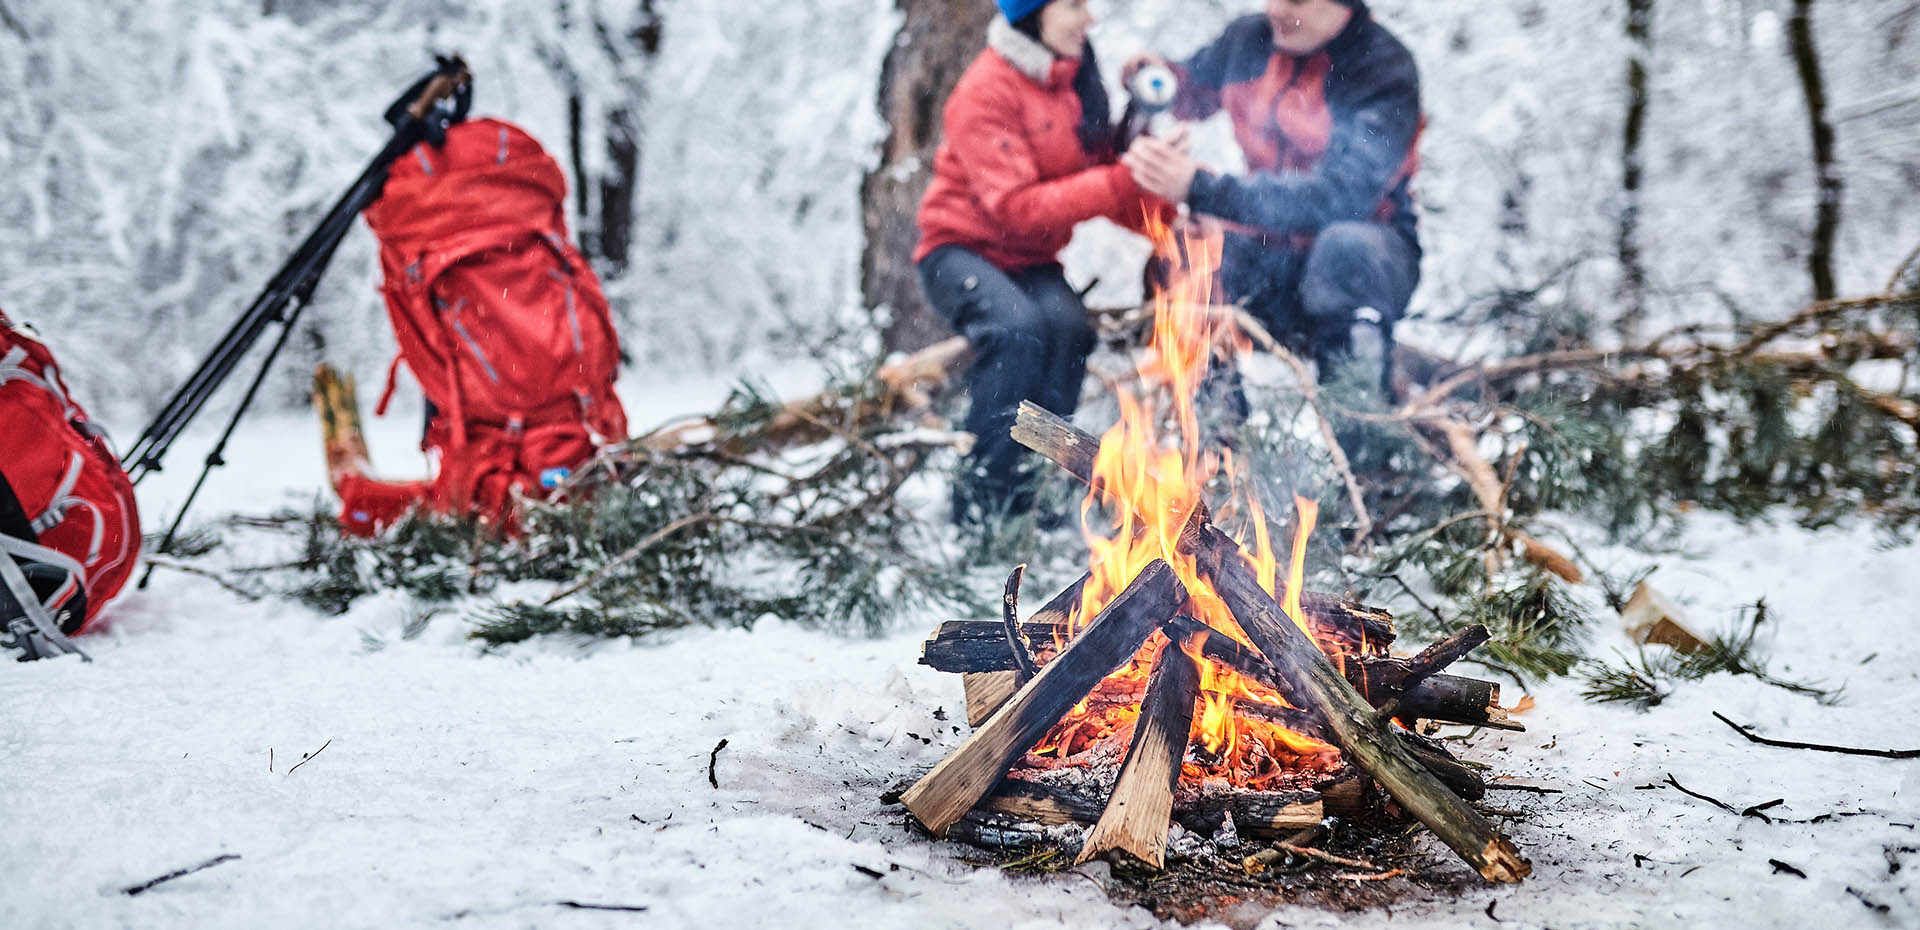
[
  {"xmin": 126, "ymin": 56, "xmax": 470, "ymax": 584},
  {"xmin": 123, "ymin": 55, "xmax": 470, "ymax": 485}
]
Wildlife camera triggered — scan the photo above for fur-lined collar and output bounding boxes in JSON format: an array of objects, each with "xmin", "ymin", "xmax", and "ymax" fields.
[{"xmin": 988, "ymin": 17, "xmax": 1060, "ymax": 85}]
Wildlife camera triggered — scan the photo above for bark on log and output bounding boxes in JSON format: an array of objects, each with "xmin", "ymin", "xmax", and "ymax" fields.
[
  {"xmin": 900, "ymin": 561, "xmax": 1186, "ymax": 835},
  {"xmin": 1180, "ymin": 520, "xmax": 1530, "ymax": 882},
  {"xmin": 1077, "ymin": 645, "xmax": 1201, "ymax": 868}
]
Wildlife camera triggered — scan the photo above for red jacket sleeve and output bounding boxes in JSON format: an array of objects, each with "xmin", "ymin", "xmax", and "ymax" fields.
[{"xmin": 947, "ymin": 83, "xmax": 1138, "ymax": 238}]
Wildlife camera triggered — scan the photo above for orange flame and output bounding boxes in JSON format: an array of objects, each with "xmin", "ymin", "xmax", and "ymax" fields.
[{"xmin": 1028, "ymin": 216, "xmax": 1351, "ymax": 787}]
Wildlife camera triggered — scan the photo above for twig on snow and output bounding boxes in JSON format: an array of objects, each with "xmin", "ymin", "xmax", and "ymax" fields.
[
  {"xmin": 1663, "ymin": 773, "xmax": 1781, "ymax": 822},
  {"xmin": 1713, "ymin": 711, "xmax": 1920, "ymax": 759},
  {"xmin": 556, "ymin": 900, "xmax": 650, "ymax": 912},
  {"xmin": 285, "ymin": 739, "xmax": 333, "ymax": 775},
  {"xmin": 707, "ymin": 738, "xmax": 729, "ymax": 789},
  {"xmin": 122, "ymin": 854, "xmax": 240, "ymax": 896}
]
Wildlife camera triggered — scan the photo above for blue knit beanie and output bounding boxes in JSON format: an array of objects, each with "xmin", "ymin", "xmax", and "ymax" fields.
[{"xmin": 997, "ymin": 0, "xmax": 1049, "ymax": 24}]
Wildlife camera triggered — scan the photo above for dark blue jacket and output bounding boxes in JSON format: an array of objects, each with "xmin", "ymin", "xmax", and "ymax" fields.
[{"xmin": 1171, "ymin": 5, "xmax": 1422, "ymax": 249}]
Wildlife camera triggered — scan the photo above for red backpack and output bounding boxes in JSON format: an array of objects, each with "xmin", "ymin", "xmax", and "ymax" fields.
[
  {"xmin": 348, "ymin": 118, "xmax": 628, "ymax": 531},
  {"xmin": 0, "ymin": 309, "xmax": 141, "ymax": 633}
]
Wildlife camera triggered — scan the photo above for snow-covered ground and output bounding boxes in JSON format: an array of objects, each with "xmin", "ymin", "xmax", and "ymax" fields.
[{"xmin": 4, "ymin": 373, "xmax": 1916, "ymax": 929}]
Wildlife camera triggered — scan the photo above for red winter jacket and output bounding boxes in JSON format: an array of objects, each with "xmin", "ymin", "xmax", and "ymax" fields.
[{"xmin": 915, "ymin": 20, "xmax": 1167, "ymax": 271}]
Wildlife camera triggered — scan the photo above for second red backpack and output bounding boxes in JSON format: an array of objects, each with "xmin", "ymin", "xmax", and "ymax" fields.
[{"xmin": 359, "ymin": 118, "xmax": 628, "ymax": 526}]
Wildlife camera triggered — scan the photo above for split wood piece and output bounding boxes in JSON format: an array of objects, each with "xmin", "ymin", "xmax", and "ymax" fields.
[
  {"xmin": 1620, "ymin": 581, "xmax": 1709, "ymax": 653},
  {"xmin": 1010, "ymin": 400, "xmax": 1397, "ymax": 651},
  {"xmin": 977, "ymin": 779, "xmax": 1325, "ymax": 839},
  {"xmin": 1077, "ymin": 644, "xmax": 1202, "ymax": 868},
  {"xmin": 900, "ymin": 560, "xmax": 1187, "ymax": 835},
  {"xmin": 962, "ymin": 672, "xmax": 1020, "ymax": 728},
  {"xmin": 927, "ymin": 619, "xmax": 1516, "ymax": 731},
  {"xmin": 1180, "ymin": 519, "xmax": 1530, "ymax": 882}
]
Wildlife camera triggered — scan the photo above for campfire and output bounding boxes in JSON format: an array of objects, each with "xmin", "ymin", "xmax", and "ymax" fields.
[{"xmin": 898, "ymin": 222, "xmax": 1533, "ymax": 884}]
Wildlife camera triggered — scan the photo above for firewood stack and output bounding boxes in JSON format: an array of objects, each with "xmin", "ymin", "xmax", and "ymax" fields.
[{"xmin": 893, "ymin": 403, "xmax": 1532, "ymax": 883}]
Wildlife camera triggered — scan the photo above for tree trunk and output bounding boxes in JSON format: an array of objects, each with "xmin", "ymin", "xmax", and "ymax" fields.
[
  {"xmin": 862, "ymin": 0, "xmax": 992, "ymax": 353},
  {"xmin": 563, "ymin": 1, "xmax": 662, "ymax": 276},
  {"xmin": 1789, "ymin": 0, "xmax": 1840, "ymax": 301},
  {"xmin": 1618, "ymin": 0, "xmax": 1652, "ymax": 331}
]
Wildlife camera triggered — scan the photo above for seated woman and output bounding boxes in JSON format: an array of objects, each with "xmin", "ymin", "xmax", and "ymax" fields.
[{"xmin": 916, "ymin": 0, "xmax": 1173, "ymax": 523}]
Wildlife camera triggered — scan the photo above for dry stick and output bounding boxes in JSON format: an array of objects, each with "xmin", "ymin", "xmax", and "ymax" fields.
[
  {"xmin": 543, "ymin": 512, "xmax": 718, "ymax": 605},
  {"xmin": 1712, "ymin": 711, "xmax": 1920, "ymax": 759},
  {"xmin": 122, "ymin": 854, "xmax": 241, "ymax": 896},
  {"xmin": 285, "ymin": 739, "xmax": 332, "ymax": 775},
  {"xmin": 708, "ymin": 739, "xmax": 729, "ymax": 789},
  {"xmin": 1232, "ymin": 310, "xmax": 1373, "ymax": 547},
  {"xmin": 900, "ymin": 561, "xmax": 1186, "ymax": 835},
  {"xmin": 1076, "ymin": 643, "xmax": 1201, "ymax": 868},
  {"xmin": 1274, "ymin": 841, "xmax": 1386, "ymax": 872}
]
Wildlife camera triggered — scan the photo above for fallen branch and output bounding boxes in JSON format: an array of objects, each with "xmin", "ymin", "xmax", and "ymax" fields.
[
  {"xmin": 123, "ymin": 854, "xmax": 241, "ymax": 896},
  {"xmin": 1712, "ymin": 711, "xmax": 1920, "ymax": 759}
]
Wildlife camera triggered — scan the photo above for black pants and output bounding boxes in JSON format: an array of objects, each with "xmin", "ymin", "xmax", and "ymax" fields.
[
  {"xmin": 1220, "ymin": 220, "xmax": 1421, "ymax": 371},
  {"xmin": 919, "ymin": 245, "xmax": 1093, "ymax": 512}
]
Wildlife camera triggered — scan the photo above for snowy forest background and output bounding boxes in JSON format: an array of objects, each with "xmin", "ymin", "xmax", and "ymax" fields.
[{"xmin": 2, "ymin": 0, "xmax": 1916, "ymax": 429}]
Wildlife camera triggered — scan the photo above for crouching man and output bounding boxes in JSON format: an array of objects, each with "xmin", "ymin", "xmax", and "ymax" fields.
[{"xmin": 1123, "ymin": 0, "xmax": 1422, "ymax": 384}]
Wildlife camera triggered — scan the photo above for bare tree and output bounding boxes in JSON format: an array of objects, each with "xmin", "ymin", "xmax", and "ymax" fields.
[
  {"xmin": 862, "ymin": 0, "xmax": 992, "ymax": 353},
  {"xmin": 1788, "ymin": 0, "xmax": 1840, "ymax": 300},
  {"xmin": 1618, "ymin": 0, "xmax": 1652, "ymax": 332}
]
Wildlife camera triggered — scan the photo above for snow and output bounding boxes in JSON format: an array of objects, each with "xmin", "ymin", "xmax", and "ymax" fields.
[
  {"xmin": 6, "ymin": 0, "xmax": 1920, "ymax": 926},
  {"xmin": 6, "ymin": 395, "xmax": 1917, "ymax": 928}
]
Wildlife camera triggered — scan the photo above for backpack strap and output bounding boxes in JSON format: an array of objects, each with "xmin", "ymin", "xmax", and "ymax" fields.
[{"xmin": 0, "ymin": 471, "xmax": 37, "ymax": 544}]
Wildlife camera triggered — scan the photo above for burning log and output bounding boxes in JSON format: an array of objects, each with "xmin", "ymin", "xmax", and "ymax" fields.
[
  {"xmin": 1010, "ymin": 402, "xmax": 1530, "ymax": 882},
  {"xmin": 1076, "ymin": 643, "xmax": 1201, "ymax": 868},
  {"xmin": 900, "ymin": 560, "xmax": 1187, "ymax": 835},
  {"xmin": 1179, "ymin": 519, "xmax": 1530, "ymax": 882},
  {"xmin": 921, "ymin": 618, "xmax": 1518, "ymax": 732},
  {"xmin": 1010, "ymin": 400, "xmax": 1397, "ymax": 654}
]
